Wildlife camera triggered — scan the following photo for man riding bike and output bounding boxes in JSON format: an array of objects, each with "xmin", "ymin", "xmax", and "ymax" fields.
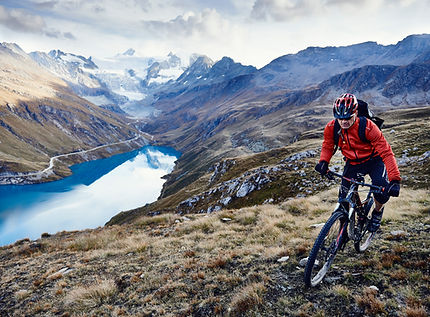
[{"xmin": 315, "ymin": 93, "xmax": 401, "ymax": 232}]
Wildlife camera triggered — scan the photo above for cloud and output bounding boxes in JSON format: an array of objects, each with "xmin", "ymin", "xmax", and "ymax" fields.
[
  {"xmin": 250, "ymin": 0, "xmax": 423, "ymax": 21},
  {"xmin": 142, "ymin": 8, "xmax": 229, "ymax": 38},
  {"xmin": 43, "ymin": 29, "xmax": 76, "ymax": 39},
  {"xmin": 131, "ymin": 0, "xmax": 152, "ymax": 12},
  {"xmin": 0, "ymin": 4, "xmax": 47, "ymax": 33},
  {"xmin": 0, "ymin": 5, "xmax": 76, "ymax": 40},
  {"xmin": 250, "ymin": 0, "xmax": 318, "ymax": 21},
  {"xmin": 64, "ymin": 32, "xmax": 76, "ymax": 40},
  {"xmin": 34, "ymin": 1, "xmax": 59, "ymax": 10}
]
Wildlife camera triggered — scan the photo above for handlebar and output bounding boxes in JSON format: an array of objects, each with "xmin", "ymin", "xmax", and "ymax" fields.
[{"xmin": 326, "ymin": 170, "xmax": 385, "ymax": 194}]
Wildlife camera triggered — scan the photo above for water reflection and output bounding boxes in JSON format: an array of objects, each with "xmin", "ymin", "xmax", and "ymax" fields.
[{"xmin": 0, "ymin": 146, "xmax": 179, "ymax": 245}]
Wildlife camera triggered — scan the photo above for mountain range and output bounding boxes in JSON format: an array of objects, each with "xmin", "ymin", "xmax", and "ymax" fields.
[
  {"xmin": 1, "ymin": 34, "xmax": 430, "ymax": 317},
  {"xmin": 136, "ymin": 34, "xmax": 430, "ymax": 198},
  {"xmin": 29, "ymin": 48, "xmax": 201, "ymax": 117}
]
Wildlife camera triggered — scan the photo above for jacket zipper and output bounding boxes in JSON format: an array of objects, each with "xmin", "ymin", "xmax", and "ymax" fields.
[{"xmin": 345, "ymin": 129, "xmax": 359, "ymax": 161}]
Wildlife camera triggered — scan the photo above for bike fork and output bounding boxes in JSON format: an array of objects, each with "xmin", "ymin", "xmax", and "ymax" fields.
[{"xmin": 337, "ymin": 222, "xmax": 349, "ymax": 251}]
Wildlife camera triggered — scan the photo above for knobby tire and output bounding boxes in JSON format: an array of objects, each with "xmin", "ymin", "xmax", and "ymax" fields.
[
  {"xmin": 304, "ymin": 211, "xmax": 346, "ymax": 287},
  {"xmin": 354, "ymin": 198, "xmax": 375, "ymax": 253},
  {"xmin": 354, "ymin": 221, "xmax": 375, "ymax": 252}
]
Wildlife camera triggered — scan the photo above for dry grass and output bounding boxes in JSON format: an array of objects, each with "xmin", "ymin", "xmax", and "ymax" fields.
[
  {"xmin": 384, "ymin": 188, "xmax": 429, "ymax": 220},
  {"xmin": 64, "ymin": 227, "xmax": 152, "ymax": 256},
  {"xmin": 330, "ymin": 284, "xmax": 352, "ymax": 299},
  {"xmin": 135, "ymin": 213, "xmax": 179, "ymax": 227},
  {"xmin": 228, "ymin": 282, "xmax": 266, "ymax": 315},
  {"xmin": 15, "ymin": 290, "xmax": 31, "ymax": 301},
  {"xmin": 64, "ymin": 279, "xmax": 116, "ymax": 310},
  {"xmin": 1, "ymin": 186, "xmax": 429, "ymax": 316},
  {"xmin": 404, "ymin": 307, "xmax": 428, "ymax": 317},
  {"xmin": 355, "ymin": 287, "xmax": 385, "ymax": 315}
]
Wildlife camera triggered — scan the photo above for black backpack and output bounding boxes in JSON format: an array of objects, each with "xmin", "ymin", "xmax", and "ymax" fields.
[{"xmin": 333, "ymin": 99, "xmax": 384, "ymax": 155}]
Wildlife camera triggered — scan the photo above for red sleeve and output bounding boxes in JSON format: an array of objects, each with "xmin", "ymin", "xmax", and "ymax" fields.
[
  {"xmin": 320, "ymin": 120, "xmax": 336, "ymax": 163},
  {"xmin": 365, "ymin": 120, "xmax": 401, "ymax": 181}
]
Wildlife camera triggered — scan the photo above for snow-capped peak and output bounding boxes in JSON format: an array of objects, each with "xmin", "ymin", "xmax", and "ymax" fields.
[{"xmin": 122, "ymin": 48, "xmax": 136, "ymax": 56}]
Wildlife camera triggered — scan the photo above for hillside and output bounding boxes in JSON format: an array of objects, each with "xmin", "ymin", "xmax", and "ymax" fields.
[
  {"xmin": 0, "ymin": 43, "xmax": 146, "ymax": 183},
  {"xmin": 0, "ymin": 106, "xmax": 429, "ymax": 316},
  {"xmin": 0, "ymin": 187, "xmax": 428, "ymax": 316},
  {"xmin": 16, "ymin": 34, "xmax": 430, "ymax": 190},
  {"xmin": 110, "ymin": 106, "xmax": 430, "ymax": 225}
]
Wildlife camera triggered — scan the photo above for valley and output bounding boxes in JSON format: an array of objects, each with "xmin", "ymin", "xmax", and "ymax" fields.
[{"xmin": 1, "ymin": 105, "xmax": 429, "ymax": 315}]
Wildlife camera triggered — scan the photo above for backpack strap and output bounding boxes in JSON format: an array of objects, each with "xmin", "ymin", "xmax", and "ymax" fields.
[
  {"xmin": 332, "ymin": 119, "xmax": 341, "ymax": 155},
  {"xmin": 358, "ymin": 116, "xmax": 369, "ymax": 143}
]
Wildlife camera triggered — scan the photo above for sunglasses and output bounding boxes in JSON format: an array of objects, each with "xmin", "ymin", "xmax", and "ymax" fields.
[{"xmin": 339, "ymin": 116, "xmax": 353, "ymax": 121}]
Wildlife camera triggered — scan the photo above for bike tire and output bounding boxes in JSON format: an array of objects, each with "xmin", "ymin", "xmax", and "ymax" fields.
[
  {"xmin": 354, "ymin": 197, "xmax": 375, "ymax": 253},
  {"xmin": 304, "ymin": 211, "xmax": 347, "ymax": 287},
  {"xmin": 354, "ymin": 222, "xmax": 375, "ymax": 252}
]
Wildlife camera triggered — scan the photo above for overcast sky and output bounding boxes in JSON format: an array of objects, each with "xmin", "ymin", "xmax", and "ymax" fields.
[{"xmin": 0, "ymin": 0, "xmax": 429, "ymax": 68}]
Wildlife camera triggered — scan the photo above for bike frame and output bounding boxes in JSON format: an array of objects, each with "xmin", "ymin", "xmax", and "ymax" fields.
[{"xmin": 328, "ymin": 171, "xmax": 384, "ymax": 244}]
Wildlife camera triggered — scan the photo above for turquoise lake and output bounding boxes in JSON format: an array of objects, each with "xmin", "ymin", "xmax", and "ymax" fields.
[{"xmin": 0, "ymin": 146, "xmax": 180, "ymax": 246}]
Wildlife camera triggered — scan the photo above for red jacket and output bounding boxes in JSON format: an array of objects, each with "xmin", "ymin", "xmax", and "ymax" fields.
[{"xmin": 320, "ymin": 117, "xmax": 401, "ymax": 181}]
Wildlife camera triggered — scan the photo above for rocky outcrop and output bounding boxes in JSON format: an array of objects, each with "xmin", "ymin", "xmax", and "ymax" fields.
[
  {"xmin": 175, "ymin": 150, "xmax": 322, "ymax": 214},
  {"xmin": 397, "ymin": 149, "xmax": 430, "ymax": 166},
  {"xmin": 208, "ymin": 159, "xmax": 237, "ymax": 185}
]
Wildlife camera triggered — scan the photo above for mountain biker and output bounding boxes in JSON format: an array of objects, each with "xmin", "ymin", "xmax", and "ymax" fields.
[{"xmin": 315, "ymin": 93, "xmax": 401, "ymax": 232}]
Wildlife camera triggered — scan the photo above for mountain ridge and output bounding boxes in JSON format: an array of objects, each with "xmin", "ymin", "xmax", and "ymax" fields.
[{"xmin": 3, "ymin": 34, "xmax": 430, "ymax": 188}]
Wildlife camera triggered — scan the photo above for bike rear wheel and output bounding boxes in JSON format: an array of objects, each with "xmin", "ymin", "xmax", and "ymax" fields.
[
  {"xmin": 354, "ymin": 197, "xmax": 375, "ymax": 252},
  {"xmin": 354, "ymin": 222, "xmax": 375, "ymax": 252},
  {"xmin": 304, "ymin": 211, "xmax": 347, "ymax": 287}
]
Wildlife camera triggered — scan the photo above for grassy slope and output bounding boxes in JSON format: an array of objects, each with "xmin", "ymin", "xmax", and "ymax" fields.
[
  {"xmin": 149, "ymin": 91, "xmax": 331, "ymax": 200},
  {"xmin": 0, "ymin": 188, "xmax": 428, "ymax": 316}
]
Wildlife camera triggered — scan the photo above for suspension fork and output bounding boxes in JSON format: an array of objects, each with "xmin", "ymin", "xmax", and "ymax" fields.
[{"xmin": 337, "ymin": 220, "xmax": 349, "ymax": 250}]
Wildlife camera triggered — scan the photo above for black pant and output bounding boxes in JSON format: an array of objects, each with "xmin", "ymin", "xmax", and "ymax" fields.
[{"xmin": 339, "ymin": 156, "xmax": 389, "ymax": 205}]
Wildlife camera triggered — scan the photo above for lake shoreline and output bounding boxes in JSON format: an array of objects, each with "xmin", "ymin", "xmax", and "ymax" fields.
[
  {"xmin": 0, "ymin": 145, "xmax": 180, "ymax": 246},
  {"xmin": 0, "ymin": 134, "xmax": 150, "ymax": 186}
]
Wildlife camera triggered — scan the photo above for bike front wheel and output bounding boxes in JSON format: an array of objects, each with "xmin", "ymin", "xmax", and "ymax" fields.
[{"xmin": 304, "ymin": 211, "xmax": 347, "ymax": 287}]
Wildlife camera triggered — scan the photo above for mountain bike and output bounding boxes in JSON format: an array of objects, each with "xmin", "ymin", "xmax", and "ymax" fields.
[{"xmin": 304, "ymin": 170, "xmax": 385, "ymax": 287}]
